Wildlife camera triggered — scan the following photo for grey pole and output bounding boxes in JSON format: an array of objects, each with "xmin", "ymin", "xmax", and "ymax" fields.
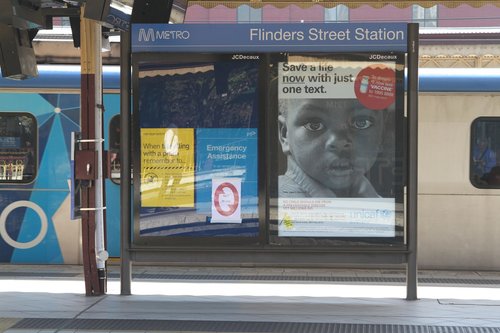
[
  {"xmin": 120, "ymin": 29, "xmax": 132, "ymax": 295},
  {"xmin": 406, "ymin": 23, "xmax": 419, "ymax": 301}
]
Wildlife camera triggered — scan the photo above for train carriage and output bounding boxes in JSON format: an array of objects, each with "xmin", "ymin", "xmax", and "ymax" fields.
[
  {"xmin": 0, "ymin": 65, "xmax": 121, "ymax": 264},
  {"xmin": 1, "ymin": 65, "xmax": 500, "ymax": 270}
]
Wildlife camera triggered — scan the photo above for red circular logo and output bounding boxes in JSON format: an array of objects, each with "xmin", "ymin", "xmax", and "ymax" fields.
[
  {"xmin": 354, "ymin": 65, "xmax": 396, "ymax": 110},
  {"xmin": 214, "ymin": 182, "xmax": 239, "ymax": 216}
]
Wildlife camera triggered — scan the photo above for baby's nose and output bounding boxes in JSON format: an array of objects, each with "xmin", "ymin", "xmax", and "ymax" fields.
[{"xmin": 326, "ymin": 130, "xmax": 352, "ymax": 152}]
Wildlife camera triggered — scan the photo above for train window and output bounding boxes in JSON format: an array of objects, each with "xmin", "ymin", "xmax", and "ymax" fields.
[
  {"xmin": 412, "ymin": 5, "xmax": 437, "ymax": 28},
  {"xmin": 237, "ymin": 5, "xmax": 261, "ymax": 22},
  {"xmin": 109, "ymin": 115, "xmax": 121, "ymax": 183},
  {"xmin": 0, "ymin": 113, "xmax": 37, "ymax": 183},
  {"xmin": 325, "ymin": 5, "xmax": 349, "ymax": 22},
  {"xmin": 470, "ymin": 117, "xmax": 500, "ymax": 188}
]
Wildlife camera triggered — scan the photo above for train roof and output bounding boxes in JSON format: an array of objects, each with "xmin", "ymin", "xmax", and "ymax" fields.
[
  {"xmin": 0, "ymin": 65, "xmax": 121, "ymax": 91},
  {"xmin": 0, "ymin": 64, "xmax": 500, "ymax": 93},
  {"xmin": 418, "ymin": 68, "xmax": 500, "ymax": 92}
]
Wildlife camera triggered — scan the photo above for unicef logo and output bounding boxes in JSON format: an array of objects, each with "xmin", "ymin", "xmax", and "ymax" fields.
[{"xmin": 380, "ymin": 209, "xmax": 392, "ymax": 217}]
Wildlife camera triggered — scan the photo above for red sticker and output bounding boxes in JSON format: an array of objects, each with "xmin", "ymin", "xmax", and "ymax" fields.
[
  {"xmin": 354, "ymin": 65, "xmax": 396, "ymax": 110},
  {"xmin": 214, "ymin": 182, "xmax": 240, "ymax": 216}
]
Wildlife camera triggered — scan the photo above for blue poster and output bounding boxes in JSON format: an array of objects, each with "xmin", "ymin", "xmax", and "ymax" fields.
[{"xmin": 196, "ymin": 128, "xmax": 258, "ymax": 219}]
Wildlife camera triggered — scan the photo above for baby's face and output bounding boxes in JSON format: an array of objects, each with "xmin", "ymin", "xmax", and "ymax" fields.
[{"xmin": 280, "ymin": 99, "xmax": 385, "ymax": 192}]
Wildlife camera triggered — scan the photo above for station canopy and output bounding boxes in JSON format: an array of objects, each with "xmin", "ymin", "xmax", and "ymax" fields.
[{"xmin": 186, "ymin": 0, "xmax": 500, "ymax": 8}]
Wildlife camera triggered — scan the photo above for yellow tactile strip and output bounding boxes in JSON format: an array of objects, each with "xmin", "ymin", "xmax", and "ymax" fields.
[
  {"xmin": 8, "ymin": 318, "xmax": 500, "ymax": 333},
  {"xmin": 0, "ymin": 318, "xmax": 19, "ymax": 333}
]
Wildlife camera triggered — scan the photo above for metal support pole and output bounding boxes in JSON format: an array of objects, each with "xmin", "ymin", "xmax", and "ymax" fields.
[
  {"xmin": 80, "ymin": 12, "xmax": 106, "ymax": 296},
  {"xmin": 91, "ymin": 20, "xmax": 107, "ymax": 295},
  {"xmin": 120, "ymin": 29, "xmax": 132, "ymax": 295},
  {"xmin": 406, "ymin": 23, "xmax": 419, "ymax": 301}
]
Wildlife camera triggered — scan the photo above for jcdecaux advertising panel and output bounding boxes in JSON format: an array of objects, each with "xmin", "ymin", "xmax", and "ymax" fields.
[{"xmin": 132, "ymin": 23, "xmax": 407, "ymax": 245}]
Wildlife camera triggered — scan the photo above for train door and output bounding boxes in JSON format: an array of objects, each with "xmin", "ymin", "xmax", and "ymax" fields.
[
  {"xmin": 0, "ymin": 92, "xmax": 82, "ymax": 264},
  {"xmin": 103, "ymin": 94, "xmax": 121, "ymax": 258}
]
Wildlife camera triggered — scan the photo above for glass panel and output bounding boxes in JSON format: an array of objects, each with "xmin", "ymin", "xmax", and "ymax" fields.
[
  {"xmin": 237, "ymin": 5, "xmax": 262, "ymax": 23},
  {"xmin": 136, "ymin": 55, "xmax": 261, "ymax": 238},
  {"xmin": 413, "ymin": 5, "xmax": 437, "ymax": 28},
  {"xmin": 269, "ymin": 53, "xmax": 405, "ymax": 245},
  {"xmin": 109, "ymin": 115, "xmax": 121, "ymax": 183},
  {"xmin": 0, "ymin": 113, "xmax": 37, "ymax": 183},
  {"xmin": 471, "ymin": 118, "xmax": 500, "ymax": 188},
  {"xmin": 325, "ymin": 5, "xmax": 349, "ymax": 22}
]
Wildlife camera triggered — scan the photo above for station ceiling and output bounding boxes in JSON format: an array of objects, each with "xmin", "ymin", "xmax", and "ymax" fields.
[
  {"xmin": 1, "ymin": 1, "xmax": 498, "ymax": 31},
  {"xmin": 187, "ymin": 1, "xmax": 500, "ymax": 8},
  {"xmin": 0, "ymin": 0, "xmax": 496, "ymax": 79}
]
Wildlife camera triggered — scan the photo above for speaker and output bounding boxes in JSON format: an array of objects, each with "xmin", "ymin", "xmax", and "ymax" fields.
[
  {"xmin": 0, "ymin": 0, "xmax": 46, "ymax": 30},
  {"xmin": 84, "ymin": 0, "xmax": 112, "ymax": 23},
  {"xmin": 0, "ymin": 24, "xmax": 38, "ymax": 80},
  {"xmin": 84, "ymin": 0, "xmax": 185, "ymax": 28},
  {"xmin": 69, "ymin": 16, "xmax": 80, "ymax": 48}
]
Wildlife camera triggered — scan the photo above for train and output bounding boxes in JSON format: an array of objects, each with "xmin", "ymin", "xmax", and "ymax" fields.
[
  {"xmin": 0, "ymin": 65, "xmax": 121, "ymax": 264},
  {"xmin": 1, "ymin": 64, "xmax": 500, "ymax": 270}
]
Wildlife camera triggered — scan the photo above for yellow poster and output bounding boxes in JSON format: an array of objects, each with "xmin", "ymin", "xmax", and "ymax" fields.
[{"xmin": 140, "ymin": 128, "xmax": 194, "ymax": 207}]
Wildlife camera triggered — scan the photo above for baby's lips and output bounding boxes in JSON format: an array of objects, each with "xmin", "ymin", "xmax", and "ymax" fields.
[{"xmin": 329, "ymin": 159, "xmax": 352, "ymax": 169}]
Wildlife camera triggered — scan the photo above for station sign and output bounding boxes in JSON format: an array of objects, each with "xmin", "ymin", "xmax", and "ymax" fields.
[{"xmin": 131, "ymin": 23, "xmax": 408, "ymax": 53}]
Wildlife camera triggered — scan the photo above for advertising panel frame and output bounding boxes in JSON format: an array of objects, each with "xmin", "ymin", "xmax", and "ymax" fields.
[
  {"xmin": 121, "ymin": 23, "xmax": 419, "ymax": 299},
  {"xmin": 131, "ymin": 52, "xmax": 268, "ymax": 247},
  {"xmin": 266, "ymin": 52, "xmax": 406, "ymax": 247}
]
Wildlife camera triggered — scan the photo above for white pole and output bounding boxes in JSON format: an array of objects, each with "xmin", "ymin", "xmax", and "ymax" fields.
[{"xmin": 93, "ymin": 22, "xmax": 108, "ymax": 278}]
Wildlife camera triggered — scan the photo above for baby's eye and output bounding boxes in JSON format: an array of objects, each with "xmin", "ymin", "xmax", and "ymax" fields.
[
  {"xmin": 350, "ymin": 117, "xmax": 374, "ymax": 130},
  {"xmin": 303, "ymin": 121, "xmax": 324, "ymax": 132}
]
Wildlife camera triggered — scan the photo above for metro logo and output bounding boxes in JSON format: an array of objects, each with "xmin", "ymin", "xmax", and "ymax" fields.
[
  {"xmin": 138, "ymin": 28, "xmax": 190, "ymax": 42},
  {"xmin": 138, "ymin": 28, "xmax": 155, "ymax": 42}
]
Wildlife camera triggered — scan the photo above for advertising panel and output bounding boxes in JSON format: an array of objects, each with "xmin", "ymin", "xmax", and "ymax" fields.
[
  {"xmin": 131, "ymin": 23, "xmax": 409, "ymax": 246},
  {"xmin": 274, "ymin": 53, "xmax": 404, "ymax": 239},
  {"xmin": 136, "ymin": 55, "xmax": 261, "ymax": 239}
]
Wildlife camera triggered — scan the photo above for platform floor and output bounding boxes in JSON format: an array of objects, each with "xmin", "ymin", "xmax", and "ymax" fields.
[{"xmin": 1, "ymin": 264, "xmax": 500, "ymax": 332}]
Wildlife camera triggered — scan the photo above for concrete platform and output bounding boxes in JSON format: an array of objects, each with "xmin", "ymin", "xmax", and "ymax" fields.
[{"xmin": 1, "ymin": 265, "xmax": 500, "ymax": 332}]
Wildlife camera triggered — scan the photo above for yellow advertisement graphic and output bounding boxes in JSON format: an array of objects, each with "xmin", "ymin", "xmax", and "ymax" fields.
[{"xmin": 141, "ymin": 128, "xmax": 194, "ymax": 207}]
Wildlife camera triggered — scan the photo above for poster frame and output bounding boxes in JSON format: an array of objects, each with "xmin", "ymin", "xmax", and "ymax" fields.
[
  {"xmin": 122, "ymin": 23, "xmax": 418, "ymax": 267},
  {"xmin": 266, "ymin": 51, "xmax": 406, "ymax": 246},
  {"xmin": 131, "ymin": 49, "xmax": 407, "ymax": 250},
  {"xmin": 131, "ymin": 51, "xmax": 268, "ymax": 247}
]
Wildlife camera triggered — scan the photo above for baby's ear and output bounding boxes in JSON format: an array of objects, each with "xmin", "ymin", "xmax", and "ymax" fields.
[{"xmin": 278, "ymin": 115, "xmax": 290, "ymax": 154}]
